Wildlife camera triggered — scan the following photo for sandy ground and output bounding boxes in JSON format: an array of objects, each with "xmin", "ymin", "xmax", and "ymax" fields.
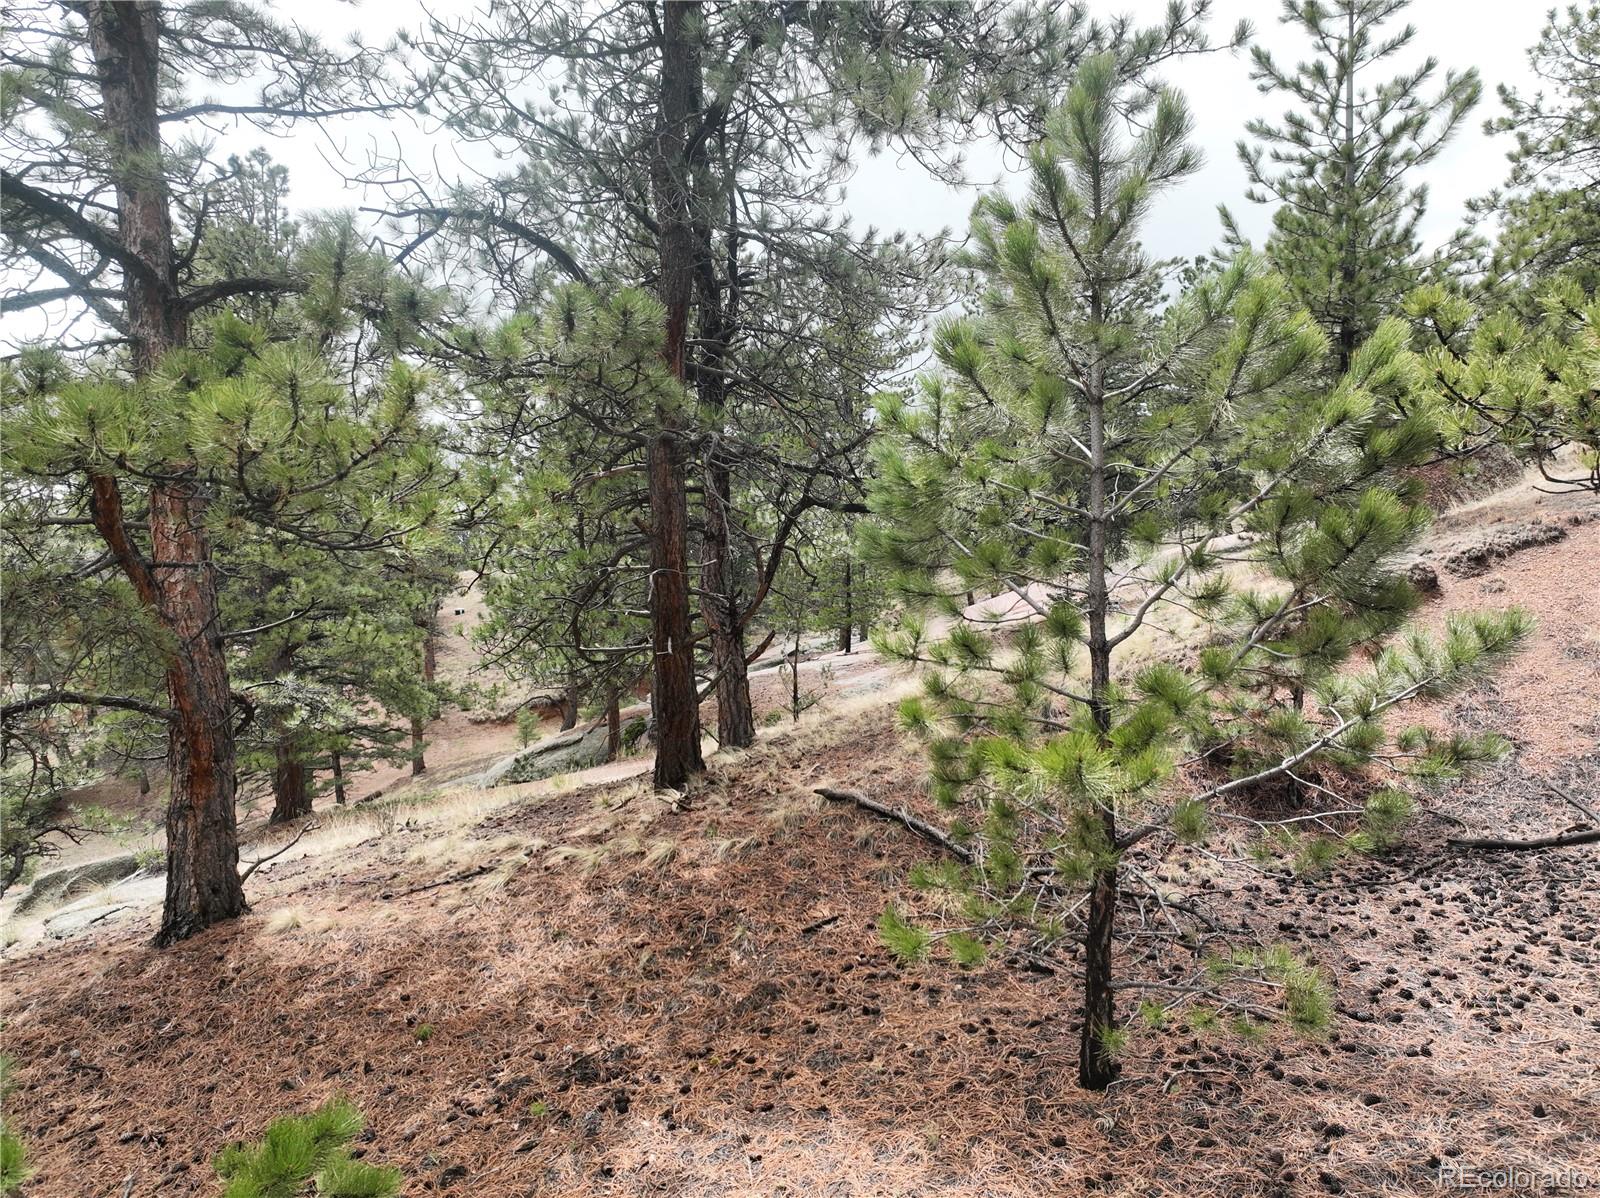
[{"xmin": 2, "ymin": 471, "xmax": 1597, "ymax": 1197}]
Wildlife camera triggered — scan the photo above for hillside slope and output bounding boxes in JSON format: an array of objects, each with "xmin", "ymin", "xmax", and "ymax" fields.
[{"xmin": 3, "ymin": 480, "xmax": 1596, "ymax": 1198}]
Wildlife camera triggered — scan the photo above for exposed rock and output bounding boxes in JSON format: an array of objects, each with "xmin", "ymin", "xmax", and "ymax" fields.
[
  {"xmin": 481, "ymin": 722, "xmax": 611, "ymax": 787},
  {"xmin": 15, "ymin": 854, "xmax": 144, "ymax": 915},
  {"xmin": 1405, "ymin": 561, "xmax": 1440, "ymax": 594},
  {"xmin": 44, "ymin": 902, "xmax": 130, "ymax": 939},
  {"xmin": 1442, "ymin": 520, "xmax": 1568, "ymax": 577}
]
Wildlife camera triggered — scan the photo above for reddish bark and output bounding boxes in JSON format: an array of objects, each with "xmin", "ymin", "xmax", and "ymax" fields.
[
  {"xmin": 146, "ymin": 478, "xmax": 247, "ymax": 944},
  {"xmin": 84, "ymin": 2, "xmax": 245, "ymax": 945},
  {"xmin": 646, "ymin": 432, "xmax": 706, "ymax": 787}
]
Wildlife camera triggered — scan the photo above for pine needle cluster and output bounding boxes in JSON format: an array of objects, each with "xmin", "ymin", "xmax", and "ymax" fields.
[{"xmin": 214, "ymin": 1099, "xmax": 401, "ymax": 1198}]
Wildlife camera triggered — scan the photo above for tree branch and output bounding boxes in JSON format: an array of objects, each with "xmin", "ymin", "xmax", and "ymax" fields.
[
  {"xmin": 814, "ymin": 786, "xmax": 972, "ymax": 862},
  {"xmin": 1, "ymin": 691, "xmax": 173, "ymax": 723}
]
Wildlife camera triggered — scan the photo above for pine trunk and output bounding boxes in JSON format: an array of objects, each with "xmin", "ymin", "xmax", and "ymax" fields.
[
  {"xmin": 697, "ymin": 400, "xmax": 754, "ymax": 747},
  {"xmin": 701, "ymin": 451, "xmax": 754, "ymax": 748},
  {"xmin": 411, "ymin": 605, "xmax": 437, "ymax": 776},
  {"xmin": 691, "ymin": 143, "xmax": 757, "ymax": 749},
  {"xmin": 270, "ymin": 735, "xmax": 312, "ymax": 824},
  {"xmin": 838, "ymin": 558, "xmax": 854, "ymax": 654},
  {"xmin": 267, "ymin": 644, "xmax": 312, "ymax": 823},
  {"xmin": 791, "ymin": 627, "xmax": 802, "ymax": 721},
  {"xmin": 84, "ymin": 2, "xmax": 245, "ymax": 946},
  {"xmin": 560, "ymin": 681, "xmax": 580, "ymax": 732},
  {"xmin": 605, "ymin": 689, "xmax": 622, "ymax": 762},
  {"xmin": 646, "ymin": 432, "xmax": 706, "ymax": 787},
  {"xmin": 1079, "ymin": 864, "xmax": 1119, "ymax": 1089},
  {"xmin": 1337, "ymin": 5, "xmax": 1358, "ymax": 375},
  {"xmin": 410, "ymin": 715, "xmax": 426, "ymax": 777},
  {"xmin": 148, "ymin": 478, "xmax": 247, "ymax": 945},
  {"xmin": 1078, "ymin": 270, "xmax": 1119, "ymax": 1091},
  {"xmin": 331, "ymin": 751, "xmax": 347, "ymax": 805},
  {"xmin": 646, "ymin": 0, "xmax": 706, "ymax": 789}
]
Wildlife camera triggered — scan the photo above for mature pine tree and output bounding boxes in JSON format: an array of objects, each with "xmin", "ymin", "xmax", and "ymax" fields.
[
  {"xmin": 1233, "ymin": 0, "xmax": 1480, "ymax": 371},
  {"xmin": 463, "ymin": 289, "xmax": 682, "ymax": 757},
  {"xmin": 1, "ymin": 320, "xmax": 446, "ymax": 921},
  {"xmin": 865, "ymin": 55, "xmax": 1528, "ymax": 1089},
  {"xmin": 0, "ymin": 2, "xmax": 424, "ymax": 940},
  {"xmin": 384, "ymin": 0, "xmax": 1231, "ymax": 778}
]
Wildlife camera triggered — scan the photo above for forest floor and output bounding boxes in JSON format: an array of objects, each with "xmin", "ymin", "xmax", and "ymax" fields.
[{"xmin": 2, "ymin": 474, "xmax": 1598, "ymax": 1197}]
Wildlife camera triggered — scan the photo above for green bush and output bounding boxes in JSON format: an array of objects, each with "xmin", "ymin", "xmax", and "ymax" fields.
[
  {"xmin": 1, "ymin": 1126, "xmax": 32, "ymax": 1196},
  {"xmin": 214, "ymin": 1098, "xmax": 401, "ymax": 1198}
]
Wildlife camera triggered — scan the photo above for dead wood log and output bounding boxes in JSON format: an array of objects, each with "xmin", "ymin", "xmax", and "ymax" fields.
[
  {"xmin": 1449, "ymin": 828, "xmax": 1600, "ymax": 852},
  {"xmin": 814, "ymin": 786, "xmax": 972, "ymax": 862}
]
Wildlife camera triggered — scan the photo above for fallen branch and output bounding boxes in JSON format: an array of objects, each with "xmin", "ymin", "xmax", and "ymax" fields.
[
  {"xmin": 382, "ymin": 864, "xmax": 493, "ymax": 899},
  {"xmin": 240, "ymin": 821, "xmax": 319, "ymax": 884},
  {"xmin": 1448, "ymin": 828, "xmax": 1600, "ymax": 852},
  {"xmin": 50, "ymin": 904, "xmax": 129, "ymax": 933},
  {"xmin": 814, "ymin": 787, "xmax": 972, "ymax": 863},
  {"xmin": 801, "ymin": 913, "xmax": 842, "ymax": 935},
  {"xmin": 1551, "ymin": 784, "xmax": 1600, "ymax": 828}
]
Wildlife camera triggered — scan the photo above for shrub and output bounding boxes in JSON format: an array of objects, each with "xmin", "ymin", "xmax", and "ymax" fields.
[{"xmin": 213, "ymin": 1098, "xmax": 401, "ymax": 1198}]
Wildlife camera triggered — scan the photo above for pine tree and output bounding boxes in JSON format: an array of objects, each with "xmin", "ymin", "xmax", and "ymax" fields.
[
  {"xmin": 1233, "ymin": 0, "xmax": 1480, "ymax": 371},
  {"xmin": 0, "ymin": 1, "xmax": 419, "ymax": 942},
  {"xmin": 214, "ymin": 1098, "xmax": 401, "ymax": 1198},
  {"xmin": 463, "ymin": 288, "xmax": 681, "ymax": 760},
  {"xmin": 1, "ymin": 316, "xmax": 446, "ymax": 938},
  {"xmin": 865, "ymin": 55, "xmax": 1528, "ymax": 1090},
  {"xmin": 1473, "ymin": 5, "xmax": 1600, "ymax": 293},
  {"xmin": 224, "ymin": 537, "xmax": 459, "ymax": 823},
  {"xmin": 1408, "ymin": 277, "xmax": 1600, "ymax": 491},
  {"xmin": 385, "ymin": 0, "xmax": 1229, "ymax": 775}
]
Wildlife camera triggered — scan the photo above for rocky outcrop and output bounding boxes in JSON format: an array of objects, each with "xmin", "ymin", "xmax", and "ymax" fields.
[
  {"xmin": 14, "ymin": 853, "xmax": 145, "ymax": 915},
  {"xmin": 481, "ymin": 723, "xmax": 611, "ymax": 788},
  {"xmin": 1442, "ymin": 519, "xmax": 1569, "ymax": 577}
]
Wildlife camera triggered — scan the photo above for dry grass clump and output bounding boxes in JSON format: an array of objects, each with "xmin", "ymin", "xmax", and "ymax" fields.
[
  {"xmin": 403, "ymin": 832, "xmax": 533, "ymax": 872},
  {"xmin": 261, "ymin": 905, "xmax": 338, "ymax": 936}
]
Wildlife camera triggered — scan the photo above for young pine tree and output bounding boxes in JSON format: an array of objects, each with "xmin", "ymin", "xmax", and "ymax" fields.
[
  {"xmin": 1407, "ymin": 277, "xmax": 1600, "ymax": 492},
  {"xmin": 214, "ymin": 1098, "xmax": 400, "ymax": 1198},
  {"xmin": 1473, "ymin": 4, "xmax": 1600, "ymax": 292},
  {"xmin": 1233, "ymin": 0, "xmax": 1481, "ymax": 371},
  {"xmin": 0, "ymin": 1, "xmax": 419, "ymax": 944},
  {"xmin": 865, "ymin": 55, "xmax": 1529, "ymax": 1090}
]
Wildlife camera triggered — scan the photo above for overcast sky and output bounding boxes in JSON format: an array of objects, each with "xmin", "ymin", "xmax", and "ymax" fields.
[
  {"xmin": 0, "ymin": 0, "xmax": 1552, "ymax": 350},
  {"xmin": 244, "ymin": 0, "xmax": 1548, "ymax": 263}
]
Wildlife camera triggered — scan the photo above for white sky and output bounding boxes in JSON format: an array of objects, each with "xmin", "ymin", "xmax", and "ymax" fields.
[
  {"xmin": 0, "ymin": 0, "xmax": 1549, "ymax": 347},
  {"xmin": 248, "ymin": 0, "xmax": 1546, "ymax": 260}
]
